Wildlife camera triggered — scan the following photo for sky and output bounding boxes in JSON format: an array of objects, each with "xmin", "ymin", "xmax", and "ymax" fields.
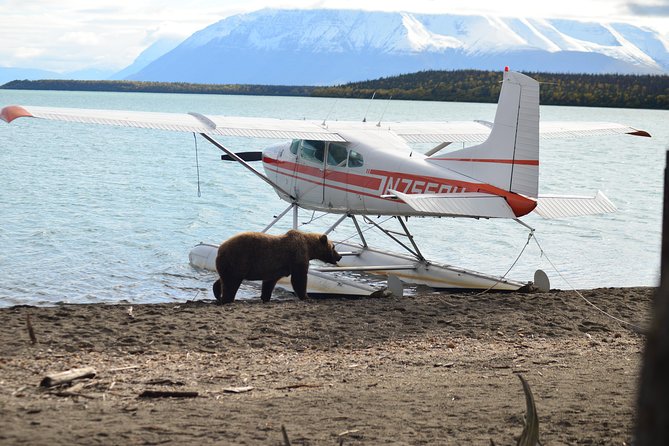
[{"xmin": 1, "ymin": 0, "xmax": 668, "ymax": 74}]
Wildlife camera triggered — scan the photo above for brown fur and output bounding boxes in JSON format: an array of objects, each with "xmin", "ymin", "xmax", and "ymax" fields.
[{"xmin": 212, "ymin": 229, "xmax": 342, "ymax": 304}]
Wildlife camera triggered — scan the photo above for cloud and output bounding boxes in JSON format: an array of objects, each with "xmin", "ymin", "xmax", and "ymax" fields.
[
  {"xmin": 59, "ymin": 32, "xmax": 101, "ymax": 46},
  {"xmin": 1, "ymin": 0, "xmax": 667, "ymax": 73},
  {"xmin": 13, "ymin": 47, "xmax": 45, "ymax": 60},
  {"xmin": 627, "ymin": 1, "xmax": 669, "ymax": 16}
]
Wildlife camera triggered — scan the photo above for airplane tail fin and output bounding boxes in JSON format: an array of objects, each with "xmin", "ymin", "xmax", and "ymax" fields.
[{"xmin": 427, "ymin": 70, "xmax": 540, "ymax": 198}]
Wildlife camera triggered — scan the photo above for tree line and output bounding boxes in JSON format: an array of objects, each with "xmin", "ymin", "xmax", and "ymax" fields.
[
  {"xmin": 312, "ymin": 70, "xmax": 669, "ymax": 109},
  {"xmin": 0, "ymin": 79, "xmax": 314, "ymax": 97},
  {"xmin": 3, "ymin": 69, "xmax": 668, "ymax": 109}
]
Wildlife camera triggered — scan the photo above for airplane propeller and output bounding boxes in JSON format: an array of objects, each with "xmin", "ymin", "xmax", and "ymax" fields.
[{"xmin": 220, "ymin": 151, "xmax": 263, "ymax": 162}]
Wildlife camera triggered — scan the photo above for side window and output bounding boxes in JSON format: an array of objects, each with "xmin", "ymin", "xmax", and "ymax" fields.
[
  {"xmin": 300, "ymin": 140, "xmax": 325, "ymax": 164},
  {"xmin": 348, "ymin": 150, "xmax": 364, "ymax": 168},
  {"xmin": 290, "ymin": 139, "xmax": 300, "ymax": 155},
  {"xmin": 327, "ymin": 143, "xmax": 348, "ymax": 167}
]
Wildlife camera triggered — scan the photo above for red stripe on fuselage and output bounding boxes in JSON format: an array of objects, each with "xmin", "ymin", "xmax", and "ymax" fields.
[
  {"xmin": 370, "ymin": 168, "xmax": 536, "ymax": 216},
  {"xmin": 263, "ymin": 156, "xmax": 381, "ymax": 190},
  {"xmin": 263, "ymin": 156, "xmax": 537, "ymax": 216},
  {"xmin": 265, "ymin": 166, "xmax": 396, "ymax": 201}
]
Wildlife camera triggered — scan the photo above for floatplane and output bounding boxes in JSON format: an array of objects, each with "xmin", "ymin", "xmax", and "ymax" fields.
[{"xmin": 0, "ymin": 69, "xmax": 650, "ymax": 297}]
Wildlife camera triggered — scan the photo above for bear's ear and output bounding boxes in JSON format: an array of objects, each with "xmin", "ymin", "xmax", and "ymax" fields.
[{"xmin": 319, "ymin": 234, "xmax": 328, "ymax": 244}]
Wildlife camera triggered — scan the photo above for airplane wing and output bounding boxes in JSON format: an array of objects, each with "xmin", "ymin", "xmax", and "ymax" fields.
[
  {"xmin": 0, "ymin": 105, "xmax": 346, "ymax": 142},
  {"xmin": 382, "ymin": 121, "xmax": 494, "ymax": 143},
  {"xmin": 538, "ymin": 121, "xmax": 650, "ymax": 139},
  {"xmin": 384, "ymin": 120, "xmax": 650, "ymax": 143},
  {"xmin": 1, "ymin": 104, "xmax": 649, "ymax": 144}
]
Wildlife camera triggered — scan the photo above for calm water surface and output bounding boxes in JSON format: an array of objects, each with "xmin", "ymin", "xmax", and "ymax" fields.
[{"xmin": 0, "ymin": 90, "xmax": 667, "ymax": 306}]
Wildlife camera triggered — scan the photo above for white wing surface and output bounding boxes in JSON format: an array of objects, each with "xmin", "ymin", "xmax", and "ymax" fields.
[
  {"xmin": 381, "ymin": 121, "xmax": 493, "ymax": 143},
  {"xmin": 0, "ymin": 105, "xmax": 346, "ymax": 142},
  {"xmin": 386, "ymin": 120, "xmax": 649, "ymax": 143},
  {"xmin": 1, "ymin": 104, "xmax": 649, "ymax": 143},
  {"xmin": 539, "ymin": 121, "xmax": 650, "ymax": 139}
]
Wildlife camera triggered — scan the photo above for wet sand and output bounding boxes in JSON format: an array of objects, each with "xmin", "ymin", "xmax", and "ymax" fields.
[{"xmin": 0, "ymin": 287, "xmax": 653, "ymax": 445}]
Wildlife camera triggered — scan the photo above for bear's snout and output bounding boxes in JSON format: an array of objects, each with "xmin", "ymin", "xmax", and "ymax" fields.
[{"xmin": 332, "ymin": 250, "xmax": 343, "ymax": 263}]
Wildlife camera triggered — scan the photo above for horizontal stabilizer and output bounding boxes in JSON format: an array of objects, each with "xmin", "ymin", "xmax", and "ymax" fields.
[
  {"xmin": 534, "ymin": 191, "xmax": 616, "ymax": 219},
  {"xmin": 389, "ymin": 190, "xmax": 516, "ymax": 218}
]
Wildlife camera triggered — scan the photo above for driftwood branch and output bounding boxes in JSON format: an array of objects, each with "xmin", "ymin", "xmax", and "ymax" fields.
[
  {"xmin": 517, "ymin": 374, "xmax": 540, "ymax": 446},
  {"xmin": 138, "ymin": 390, "xmax": 199, "ymax": 398},
  {"xmin": 281, "ymin": 425, "xmax": 291, "ymax": 446},
  {"xmin": 40, "ymin": 367, "xmax": 96, "ymax": 388},
  {"xmin": 276, "ymin": 383, "xmax": 321, "ymax": 390},
  {"xmin": 223, "ymin": 386, "xmax": 254, "ymax": 393}
]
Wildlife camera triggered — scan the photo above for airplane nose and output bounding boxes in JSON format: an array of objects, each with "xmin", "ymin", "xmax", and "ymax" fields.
[{"xmin": 262, "ymin": 144, "xmax": 282, "ymax": 161}]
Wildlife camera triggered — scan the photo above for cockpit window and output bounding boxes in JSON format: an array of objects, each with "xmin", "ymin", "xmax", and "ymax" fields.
[
  {"xmin": 327, "ymin": 143, "xmax": 348, "ymax": 167},
  {"xmin": 289, "ymin": 139, "xmax": 300, "ymax": 155},
  {"xmin": 297, "ymin": 140, "xmax": 363, "ymax": 168},
  {"xmin": 300, "ymin": 140, "xmax": 325, "ymax": 164},
  {"xmin": 348, "ymin": 150, "xmax": 364, "ymax": 167}
]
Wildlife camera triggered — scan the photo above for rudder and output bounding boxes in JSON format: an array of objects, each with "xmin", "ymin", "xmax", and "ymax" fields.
[{"xmin": 428, "ymin": 70, "xmax": 540, "ymax": 198}]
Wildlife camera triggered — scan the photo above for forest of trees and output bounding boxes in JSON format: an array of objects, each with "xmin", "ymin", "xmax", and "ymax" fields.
[
  {"xmin": 313, "ymin": 70, "xmax": 669, "ymax": 109},
  {"xmin": 0, "ymin": 79, "xmax": 314, "ymax": 97},
  {"xmin": 3, "ymin": 69, "xmax": 668, "ymax": 109}
]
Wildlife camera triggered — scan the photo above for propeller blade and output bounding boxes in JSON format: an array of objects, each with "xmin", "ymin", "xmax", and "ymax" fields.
[{"xmin": 220, "ymin": 151, "xmax": 262, "ymax": 162}]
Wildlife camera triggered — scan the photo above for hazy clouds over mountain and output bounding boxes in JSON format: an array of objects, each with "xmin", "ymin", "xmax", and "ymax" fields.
[
  {"xmin": 3, "ymin": 9, "xmax": 668, "ymax": 86},
  {"xmin": 124, "ymin": 9, "xmax": 669, "ymax": 85}
]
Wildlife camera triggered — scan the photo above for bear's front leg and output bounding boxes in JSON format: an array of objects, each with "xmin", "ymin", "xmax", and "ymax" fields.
[
  {"xmin": 219, "ymin": 276, "xmax": 243, "ymax": 304},
  {"xmin": 212, "ymin": 279, "xmax": 222, "ymax": 303},
  {"xmin": 261, "ymin": 278, "xmax": 279, "ymax": 302},
  {"xmin": 290, "ymin": 264, "xmax": 310, "ymax": 300}
]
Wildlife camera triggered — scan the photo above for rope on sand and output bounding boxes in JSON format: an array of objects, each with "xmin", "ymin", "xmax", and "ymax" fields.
[
  {"xmin": 475, "ymin": 229, "xmax": 535, "ymax": 295},
  {"xmin": 531, "ymin": 233, "xmax": 645, "ymax": 334},
  {"xmin": 475, "ymin": 226, "xmax": 645, "ymax": 333}
]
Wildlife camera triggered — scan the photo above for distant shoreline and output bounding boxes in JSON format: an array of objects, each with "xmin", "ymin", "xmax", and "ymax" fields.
[{"xmin": 3, "ymin": 69, "xmax": 668, "ymax": 110}]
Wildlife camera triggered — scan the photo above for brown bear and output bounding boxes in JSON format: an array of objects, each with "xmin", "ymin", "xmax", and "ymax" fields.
[{"xmin": 212, "ymin": 229, "xmax": 342, "ymax": 304}]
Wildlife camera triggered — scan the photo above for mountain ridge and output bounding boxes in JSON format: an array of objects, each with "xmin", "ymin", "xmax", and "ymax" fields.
[
  {"xmin": 2, "ymin": 9, "xmax": 668, "ymax": 85},
  {"xmin": 126, "ymin": 9, "xmax": 669, "ymax": 85}
]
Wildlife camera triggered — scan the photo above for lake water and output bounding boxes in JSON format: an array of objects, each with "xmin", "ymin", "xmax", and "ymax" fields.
[{"xmin": 1, "ymin": 89, "xmax": 667, "ymax": 307}]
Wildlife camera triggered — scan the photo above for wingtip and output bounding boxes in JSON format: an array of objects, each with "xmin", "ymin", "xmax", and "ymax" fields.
[
  {"xmin": 1, "ymin": 105, "xmax": 33, "ymax": 123},
  {"xmin": 627, "ymin": 129, "xmax": 652, "ymax": 138}
]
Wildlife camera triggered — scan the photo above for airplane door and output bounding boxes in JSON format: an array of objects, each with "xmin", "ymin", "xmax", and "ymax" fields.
[
  {"xmin": 322, "ymin": 142, "xmax": 349, "ymax": 211},
  {"xmin": 295, "ymin": 140, "xmax": 326, "ymax": 205},
  {"xmin": 271, "ymin": 140, "xmax": 300, "ymax": 198}
]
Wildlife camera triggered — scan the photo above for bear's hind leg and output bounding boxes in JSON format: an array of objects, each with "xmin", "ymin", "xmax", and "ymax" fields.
[
  {"xmin": 219, "ymin": 277, "xmax": 243, "ymax": 304},
  {"xmin": 261, "ymin": 278, "xmax": 279, "ymax": 302}
]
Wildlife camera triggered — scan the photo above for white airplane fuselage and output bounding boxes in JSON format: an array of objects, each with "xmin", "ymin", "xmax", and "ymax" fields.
[{"xmin": 262, "ymin": 123, "xmax": 537, "ymax": 218}]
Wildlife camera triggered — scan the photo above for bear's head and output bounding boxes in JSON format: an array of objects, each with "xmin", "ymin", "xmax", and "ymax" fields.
[{"xmin": 316, "ymin": 234, "xmax": 342, "ymax": 265}]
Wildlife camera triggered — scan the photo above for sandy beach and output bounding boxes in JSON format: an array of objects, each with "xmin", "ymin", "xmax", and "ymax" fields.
[{"xmin": 0, "ymin": 286, "xmax": 653, "ymax": 445}]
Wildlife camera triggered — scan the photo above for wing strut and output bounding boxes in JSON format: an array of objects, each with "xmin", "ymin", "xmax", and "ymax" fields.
[{"xmin": 199, "ymin": 133, "xmax": 295, "ymax": 201}]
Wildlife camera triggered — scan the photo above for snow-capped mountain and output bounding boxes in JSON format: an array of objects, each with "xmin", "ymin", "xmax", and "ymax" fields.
[{"xmin": 126, "ymin": 9, "xmax": 669, "ymax": 85}]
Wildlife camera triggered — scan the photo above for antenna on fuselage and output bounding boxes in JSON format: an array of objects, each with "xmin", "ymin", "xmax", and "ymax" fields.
[
  {"xmin": 321, "ymin": 99, "xmax": 339, "ymax": 126},
  {"xmin": 362, "ymin": 91, "xmax": 376, "ymax": 123},
  {"xmin": 376, "ymin": 95, "xmax": 392, "ymax": 127}
]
